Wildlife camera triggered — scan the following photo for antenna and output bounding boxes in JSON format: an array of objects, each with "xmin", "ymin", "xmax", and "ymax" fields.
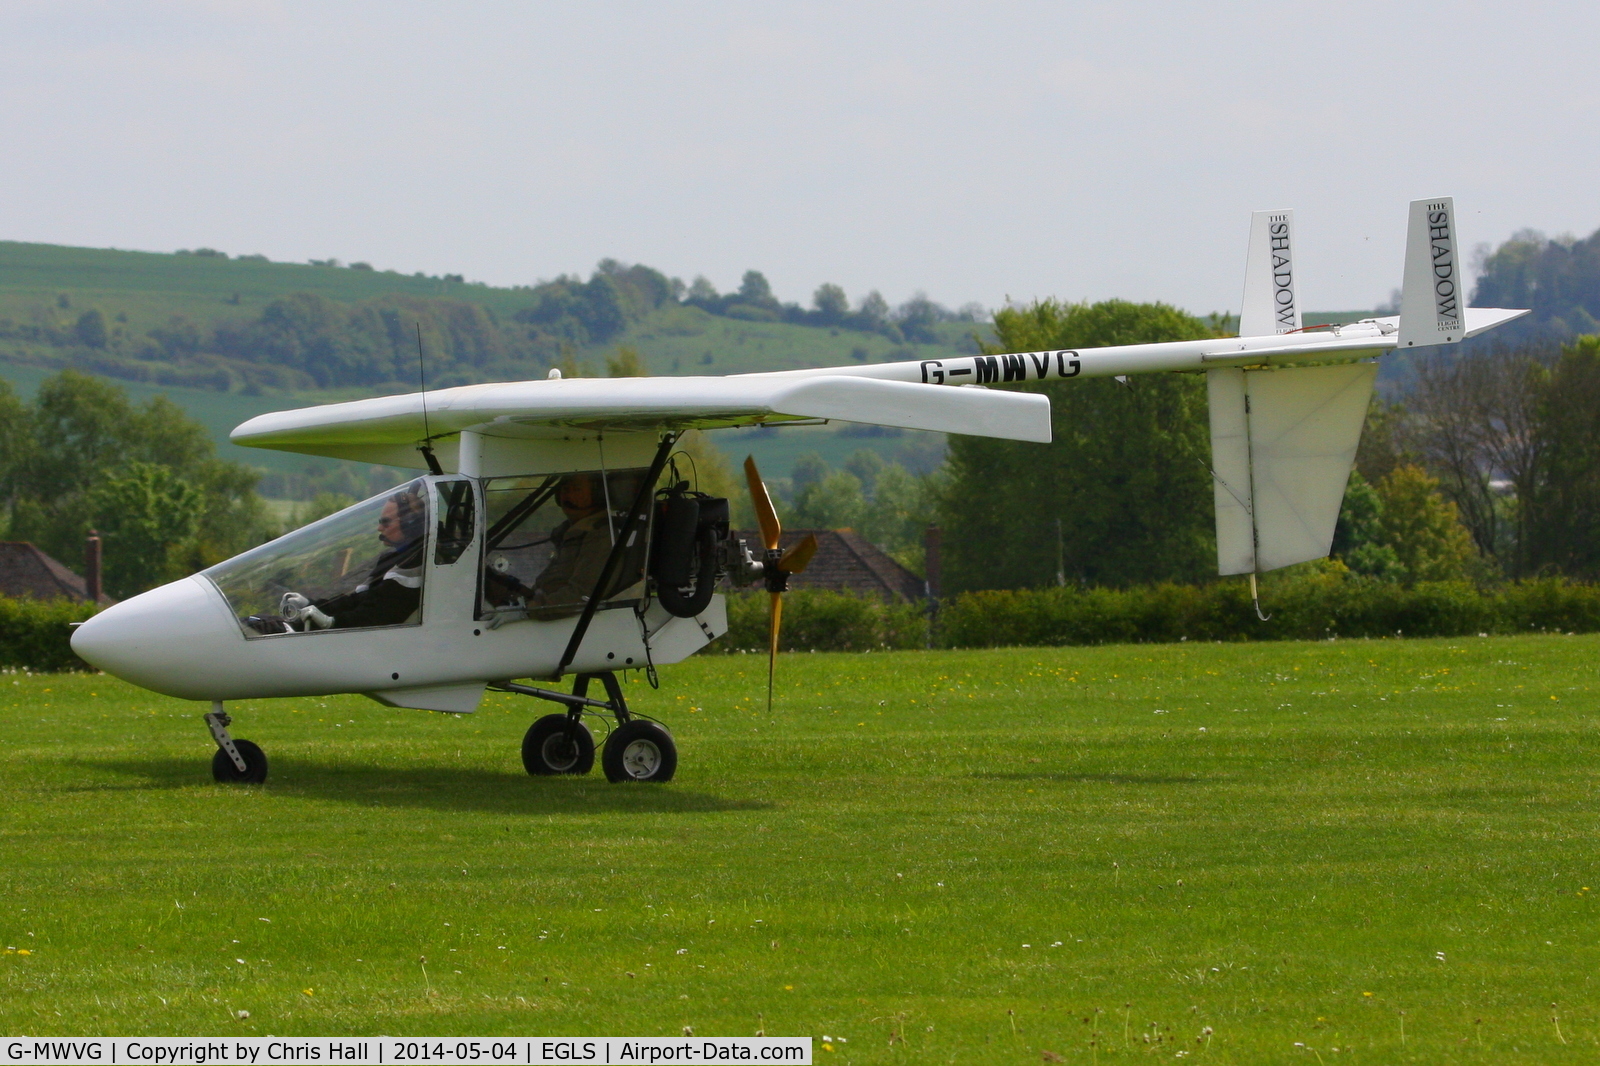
[{"xmin": 415, "ymin": 322, "xmax": 443, "ymax": 475}]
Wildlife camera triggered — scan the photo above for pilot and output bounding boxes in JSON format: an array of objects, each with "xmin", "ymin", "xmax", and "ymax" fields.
[
  {"xmin": 527, "ymin": 472, "xmax": 616, "ymax": 611},
  {"xmin": 279, "ymin": 486, "xmax": 427, "ymax": 631}
]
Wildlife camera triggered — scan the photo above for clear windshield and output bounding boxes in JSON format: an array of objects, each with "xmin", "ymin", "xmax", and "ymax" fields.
[
  {"xmin": 206, "ymin": 479, "xmax": 429, "ymax": 637},
  {"xmin": 480, "ymin": 468, "xmax": 649, "ymax": 620}
]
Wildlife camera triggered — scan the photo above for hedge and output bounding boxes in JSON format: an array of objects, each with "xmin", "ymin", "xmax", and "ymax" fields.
[
  {"xmin": 11, "ymin": 577, "xmax": 1600, "ymax": 673},
  {"xmin": 720, "ymin": 589, "xmax": 929, "ymax": 653},
  {"xmin": 0, "ymin": 597, "xmax": 99, "ymax": 672},
  {"xmin": 938, "ymin": 575, "xmax": 1600, "ymax": 648},
  {"xmin": 719, "ymin": 575, "xmax": 1600, "ymax": 655}
]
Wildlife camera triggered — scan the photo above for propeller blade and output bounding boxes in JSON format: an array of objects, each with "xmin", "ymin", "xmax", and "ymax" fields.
[
  {"xmin": 777, "ymin": 532, "xmax": 818, "ymax": 575},
  {"xmin": 744, "ymin": 455, "xmax": 782, "ymax": 551},
  {"xmin": 766, "ymin": 591, "xmax": 782, "ymax": 712}
]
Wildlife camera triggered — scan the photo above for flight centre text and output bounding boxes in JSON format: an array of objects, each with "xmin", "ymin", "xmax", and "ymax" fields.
[{"xmin": 2, "ymin": 1038, "xmax": 810, "ymax": 1066}]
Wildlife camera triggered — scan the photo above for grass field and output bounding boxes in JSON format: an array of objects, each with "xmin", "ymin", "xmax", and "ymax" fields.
[{"xmin": 3, "ymin": 635, "xmax": 1599, "ymax": 1061}]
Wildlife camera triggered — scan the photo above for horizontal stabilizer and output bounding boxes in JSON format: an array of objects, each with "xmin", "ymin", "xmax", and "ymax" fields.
[
  {"xmin": 1398, "ymin": 196, "xmax": 1467, "ymax": 348},
  {"xmin": 1209, "ymin": 362, "xmax": 1376, "ymax": 575}
]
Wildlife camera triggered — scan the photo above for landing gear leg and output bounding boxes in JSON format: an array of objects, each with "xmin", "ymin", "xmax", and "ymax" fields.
[
  {"xmin": 206, "ymin": 701, "xmax": 268, "ymax": 784},
  {"xmin": 490, "ymin": 672, "xmax": 676, "ymax": 783},
  {"xmin": 586, "ymin": 673, "xmax": 677, "ymax": 784}
]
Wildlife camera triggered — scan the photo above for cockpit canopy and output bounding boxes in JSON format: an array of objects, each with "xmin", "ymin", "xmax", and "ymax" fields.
[{"xmin": 204, "ymin": 469, "xmax": 652, "ymax": 638}]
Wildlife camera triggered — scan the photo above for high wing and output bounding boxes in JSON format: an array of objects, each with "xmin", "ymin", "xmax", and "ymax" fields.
[{"xmin": 231, "ymin": 372, "xmax": 1054, "ymax": 467}]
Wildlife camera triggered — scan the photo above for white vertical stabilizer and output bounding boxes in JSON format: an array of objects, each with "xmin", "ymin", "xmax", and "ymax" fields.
[
  {"xmin": 1398, "ymin": 196, "xmax": 1467, "ymax": 348},
  {"xmin": 1208, "ymin": 362, "xmax": 1376, "ymax": 575},
  {"xmin": 1240, "ymin": 210, "xmax": 1300, "ymax": 337}
]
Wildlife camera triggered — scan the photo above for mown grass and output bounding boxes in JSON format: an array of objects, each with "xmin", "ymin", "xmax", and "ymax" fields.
[{"xmin": 2, "ymin": 636, "xmax": 1599, "ymax": 1062}]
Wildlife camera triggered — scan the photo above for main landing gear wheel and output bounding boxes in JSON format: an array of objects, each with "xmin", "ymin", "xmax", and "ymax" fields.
[
  {"xmin": 211, "ymin": 739, "xmax": 269, "ymax": 784},
  {"xmin": 523, "ymin": 714, "xmax": 596, "ymax": 775},
  {"xmin": 602, "ymin": 721, "xmax": 678, "ymax": 783}
]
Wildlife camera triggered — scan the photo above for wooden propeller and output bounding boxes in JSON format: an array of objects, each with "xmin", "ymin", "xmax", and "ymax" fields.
[{"xmin": 743, "ymin": 456, "xmax": 818, "ymax": 711}]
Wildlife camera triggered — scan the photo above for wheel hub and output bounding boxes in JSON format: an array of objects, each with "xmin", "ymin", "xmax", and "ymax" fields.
[
  {"xmin": 621, "ymin": 738, "xmax": 662, "ymax": 778},
  {"xmin": 542, "ymin": 731, "xmax": 581, "ymax": 771}
]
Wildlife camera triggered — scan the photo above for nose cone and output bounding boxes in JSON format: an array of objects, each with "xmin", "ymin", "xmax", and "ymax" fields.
[{"xmin": 72, "ymin": 576, "xmax": 243, "ymax": 700}]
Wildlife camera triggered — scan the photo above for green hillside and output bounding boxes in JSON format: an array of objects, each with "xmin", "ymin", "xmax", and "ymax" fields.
[
  {"xmin": 0, "ymin": 240, "xmax": 987, "ymax": 384},
  {"xmin": 0, "ymin": 240, "xmax": 1379, "ymax": 498},
  {"xmin": 0, "ymin": 241, "xmax": 983, "ymax": 494}
]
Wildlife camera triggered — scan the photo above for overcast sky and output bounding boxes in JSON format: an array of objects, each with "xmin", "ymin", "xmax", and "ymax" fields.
[{"xmin": 2, "ymin": 1, "xmax": 1595, "ymax": 315}]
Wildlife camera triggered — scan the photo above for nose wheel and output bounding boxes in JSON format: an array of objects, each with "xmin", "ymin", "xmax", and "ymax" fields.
[
  {"xmin": 205, "ymin": 704, "xmax": 268, "ymax": 784},
  {"xmin": 212, "ymin": 738, "xmax": 269, "ymax": 783}
]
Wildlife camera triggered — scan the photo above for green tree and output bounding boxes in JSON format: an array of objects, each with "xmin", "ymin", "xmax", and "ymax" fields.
[
  {"xmin": 1331, "ymin": 471, "xmax": 1404, "ymax": 580},
  {"xmin": 789, "ymin": 452, "xmax": 829, "ymax": 496},
  {"xmin": 790, "ymin": 469, "xmax": 867, "ymax": 530},
  {"xmin": 73, "ymin": 308, "xmax": 108, "ymax": 349},
  {"xmin": 1473, "ymin": 228, "xmax": 1600, "ymax": 342},
  {"xmin": 939, "ymin": 299, "xmax": 1220, "ymax": 592},
  {"xmin": 0, "ymin": 380, "xmax": 28, "ymax": 538},
  {"xmin": 290, "ymin": 492, "xmax": 357, "ymax": 531},
  {"xmin": 843, "ymin": 449, "xmax": 885, "ymax": 496},
  {"xmin": 1376, "ymin": 465, "xmax": 1478, "ymax": 583},
  {"xmin": 1333, "ymin": 465, "xmax": 1478, "ymax": 583},
  {"xmin": 860, "ymin": 461, "xmax": 937, "ymax": 572},
  {"xmin": 87, "ymin": 463, "xmax": 203, "ymax": 598},
  {"xmin": 1525, "ymin": 335, "xmax": 1600, "ymax": 575},
  {"xmin": 739, "ymin": 271, "xmax": 774, "ymax": 304},
  {"xmin": 605, "ymin": 345, "xmax": 647, "ymax": 377},
  {"xmin": 6, "ymin": 370, "xmax": 273, "ymax": 593},
  {"xmin": 812, "ymin": 284, "xmax": 849, "ymax": 322}
]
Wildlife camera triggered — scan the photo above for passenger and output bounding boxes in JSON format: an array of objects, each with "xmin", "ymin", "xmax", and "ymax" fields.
[
  {"xmin": 527, "ymin": 473, "xmax": 616, "ymax": 612},
  {"xmin": 278, "ymin": 486, "xmax": 427, "ymax": 631}
]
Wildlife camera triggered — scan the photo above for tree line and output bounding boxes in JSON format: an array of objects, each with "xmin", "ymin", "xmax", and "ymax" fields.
[
  {"xmin": 1472, "ymin": 225, "xmax": 1600, "ymax": 343},
  {"xmin": 929, "ymin": 307, "xmax": 1600, "ymax": 595}
]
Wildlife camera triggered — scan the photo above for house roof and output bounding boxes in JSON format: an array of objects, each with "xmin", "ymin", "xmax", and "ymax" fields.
[
  {"xmin": 0, "ymin": 542, "xmax": 115, "ymax": 605},
  {"xmin": 737, "ymin": 529, "xmax": 925, "ymax": 602}
]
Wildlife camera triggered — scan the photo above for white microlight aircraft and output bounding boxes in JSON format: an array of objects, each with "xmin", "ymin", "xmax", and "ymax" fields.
[{"xmin": 72, "ymin": 197, "xmax": 1527, "ymax": 785}]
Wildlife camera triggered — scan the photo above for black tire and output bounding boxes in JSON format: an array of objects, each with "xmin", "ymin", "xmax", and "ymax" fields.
[
  {"xmin": 211, "ymin": 739, "xmax": 269, "ymax": 784},
  {"xmin": 602, "ymin": 720, "xmax": 677, "ymax": 783},
  {"xmin": 522, "ymin": 714, "xmax": 595, "ymax": 775}
]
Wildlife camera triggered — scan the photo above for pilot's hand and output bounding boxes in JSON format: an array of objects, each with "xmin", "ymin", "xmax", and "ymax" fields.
[{"xmin": 279, "ymin": 592, "xmax": 334, "ymax": 630}]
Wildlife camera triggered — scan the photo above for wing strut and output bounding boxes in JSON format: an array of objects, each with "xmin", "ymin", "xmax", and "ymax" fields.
[{"xmin": 557, "ymin": 433, "xmax": 679, "ymax": 678}]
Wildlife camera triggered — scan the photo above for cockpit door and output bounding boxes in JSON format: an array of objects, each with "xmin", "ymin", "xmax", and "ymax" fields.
[{"xmin": 424, "ymin": 476, "xmax": 482, "ymax": 626}]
